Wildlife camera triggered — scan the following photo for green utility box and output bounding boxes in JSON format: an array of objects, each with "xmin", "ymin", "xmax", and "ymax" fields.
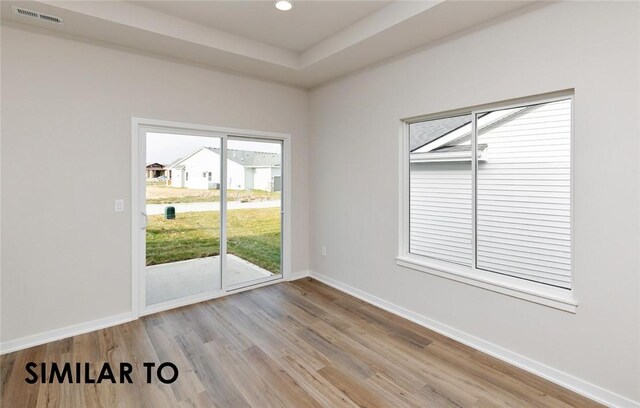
[{"xmin": 164, "ymin": 206, "xmax": 176, "ymax": 220}]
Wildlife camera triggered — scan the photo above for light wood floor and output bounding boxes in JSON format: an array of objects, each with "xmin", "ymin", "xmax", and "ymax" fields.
[{"xmin": 2, "ymin": 278, "xmax": 602, "ymax": 407}]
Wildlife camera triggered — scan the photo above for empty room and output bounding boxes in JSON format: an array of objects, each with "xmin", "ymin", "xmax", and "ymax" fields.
[{"xmin": 1, "ymin": 1, "xmax": 639, "ymax": 407}]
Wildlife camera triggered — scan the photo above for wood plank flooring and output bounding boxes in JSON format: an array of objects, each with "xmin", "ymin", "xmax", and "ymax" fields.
[{"xmin": 1, "ymin": 278, "xmax": 603, "ymax": 407}]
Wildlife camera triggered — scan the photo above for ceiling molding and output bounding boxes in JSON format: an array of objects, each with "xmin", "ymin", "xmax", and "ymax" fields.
[
  {"xmin": 1, "ymin": 0, "xmax": 537, "ymax": 88},
  {"xmin": 300, "ymin": 1, "xmax": 441, "ymax": 67},
  {"xmin": 39, "ymin": 0, "xmax": 300, "ymax": 68}
]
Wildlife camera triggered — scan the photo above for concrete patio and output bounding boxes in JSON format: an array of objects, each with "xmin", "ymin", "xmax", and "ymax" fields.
[{"xmin": 146, "ymin": 254, "xmax": 276, "ymax": 305}]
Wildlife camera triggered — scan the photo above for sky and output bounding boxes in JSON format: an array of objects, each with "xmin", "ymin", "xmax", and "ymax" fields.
[{"xmin": 146, "ymin": 132, "xmax": 281, "ymax": 164}]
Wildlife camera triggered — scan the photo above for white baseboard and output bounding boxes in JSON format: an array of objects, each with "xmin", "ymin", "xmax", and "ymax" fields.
[
  {"xmin": 0, "ymin": 312, "xmax": 135, "ymax": 355},
  {"xmin": 309, "ymin": 270, "xmax": 639, "ymax": 408},
  {"xmin": 286, "ymin": 269, "xmax": 311, "ymax": 281},
  {"xmin": 1, "ymin": 271, "xmax": 311, "ymax": 355},
  {"xmin": 3, "ymin": 270, "xmax": 636, "ymax": 407}
]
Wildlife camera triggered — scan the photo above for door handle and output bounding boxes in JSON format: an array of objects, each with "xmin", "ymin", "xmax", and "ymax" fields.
[{"xmin": 141, "ymin": 211, "xmax": 148, "ymax": 229}]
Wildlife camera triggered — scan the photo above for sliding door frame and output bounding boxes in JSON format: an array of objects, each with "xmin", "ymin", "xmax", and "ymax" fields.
[
  {"xmin": 225, "ymin": 135, "xmax": 285, "ymax": 292},
  {"xmin": 131, "ymin": 118, "xmax": 291, "ymax": 318}
]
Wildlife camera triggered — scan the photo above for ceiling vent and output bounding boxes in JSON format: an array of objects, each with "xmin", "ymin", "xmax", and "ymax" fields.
[{"xmin": 12, "ymin": 6, "xmax": 63, "ymax": 24}]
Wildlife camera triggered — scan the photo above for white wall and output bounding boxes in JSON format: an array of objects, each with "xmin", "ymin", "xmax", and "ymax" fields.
[
  {"xmin": 409, "ymin": 161, "xmax": 472, "ymax": 266},
  {"xmin": 227, "ymin": 160, "xmax": 246, "ymax": 190},
  {"xmin": 310, "ymin": 2, "xmax": 639, "ymax": 404},
  {"xmin": 170, "ymin": 167, "xmax": 185, "ymax": 188},
  {"xmin": 179, "ymin": 149, "xmax": 222, "ymax": 190},
  {"xmin": 1, "ymin": 23, "xmax": 310, "ymax": 343},
  {"xmin": 2, "ymin": 2, "xmax": 639, "ymax": 404},
  {"xmin": 244, "ymin": 167, "xmax": 255, "ymax": 190},
  {"xmin": 254, "ymin": 167, "xmax": 273, "ymax": 192},
  {"xmin": 475, "ymin": 99, "xmax": 572, "ymax": 288}
]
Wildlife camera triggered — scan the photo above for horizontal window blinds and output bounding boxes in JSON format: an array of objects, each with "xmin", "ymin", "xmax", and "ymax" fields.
[{"xmin": 476, "ymin": 99, "xmax": 571, "ymax": 288}]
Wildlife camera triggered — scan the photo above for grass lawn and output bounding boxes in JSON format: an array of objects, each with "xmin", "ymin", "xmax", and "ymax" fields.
[
  {"xmin": 146, "ymin": 184, "xmax": 280, "ymax": 204},
  {"xmin": 146, "ymin": 207, "xmax": 281, "ymax": 273}
]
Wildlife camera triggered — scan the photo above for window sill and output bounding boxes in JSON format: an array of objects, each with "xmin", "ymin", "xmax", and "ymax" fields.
[{"xmin": 396, "ymin": 255, "xmax": 577, "ymax": 313}]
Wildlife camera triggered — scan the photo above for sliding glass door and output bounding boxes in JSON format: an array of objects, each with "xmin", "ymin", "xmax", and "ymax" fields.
[
  {"xmin": 225, "ymin": 137, "xmax": 283, "ymax": 289},
  {"xmin": 145, "ymin": 132, "xmax": 223, "ymax": 307},
  {"xmin": 140, "ymin": 129, "xmax": 285, "ymax": 310}
]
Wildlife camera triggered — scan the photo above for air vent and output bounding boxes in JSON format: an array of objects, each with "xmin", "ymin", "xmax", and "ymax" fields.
[
  {"xmin": 15, "ymin": 7, "xmax": 38, "ymax": 18},
  {"xmin": 12, "ymin": 6, "xmax": 63, "ymax": 24}
]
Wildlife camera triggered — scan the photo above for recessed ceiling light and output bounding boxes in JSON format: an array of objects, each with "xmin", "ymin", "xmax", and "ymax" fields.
[{"xmin": 274, "ymin": 0, "xmax": 293, "ymax": 11}]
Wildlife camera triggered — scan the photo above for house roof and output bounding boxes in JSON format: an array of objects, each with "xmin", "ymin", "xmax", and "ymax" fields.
[
  {"xmin": 410, "ymin": 106, "xmax": 534, "ymax": 154},
  {"xmin": 410, "ymin": 114, "xmax": 472, "ymax": 152},
  {"xmin": 166, "ymin": 157, "xmax": 185, "ymax": 168},
  {"xmin": 168, "ymin": 146, "xmax": 280, "ymax": 168},
  {"xmin": 206, "ymin": 147, "xmax": 280, "ymax": 167},
  {"xmin": 430, "ymin": 143, "xmax": 487, "ymax": 153},
  {"xmin": 410, "ymin": 143, "xmax": 488, "ymax": 163},
  {"xmin": 146, "ymin": 162, "xmax": 165, "ymax": 169}
]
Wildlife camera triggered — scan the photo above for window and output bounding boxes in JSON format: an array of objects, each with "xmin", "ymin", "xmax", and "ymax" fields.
[
  {"xmin": 208, "ymin": 172, "xmax": 212, "ymax": 181},
  {"xmin": 398, "ymin": 94, "xmax": 575, "ymax": 311},
  {"xmin": 186, "ymin": 172, "xmax": 189, "ymax": 181}
]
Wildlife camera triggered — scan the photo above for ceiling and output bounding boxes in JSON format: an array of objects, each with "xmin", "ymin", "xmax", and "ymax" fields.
[
  {"xmin": 130, "ymin": 1, "xmax": 392, "ymax": 52},
  {"xmin": 1, "ymin": 1, "xmax": 538, "ymax": 88}
]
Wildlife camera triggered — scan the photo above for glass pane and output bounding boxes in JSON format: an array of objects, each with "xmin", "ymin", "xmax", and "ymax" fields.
[
  {"xmin": 409, "ymin": 114, "xmax": 473, "ymax": 266},
  {"xmin": 476, "ymin": 99, "xmax": 572, "ymax": 288},
  {"xmin": 145, "ymin": 132, "xmax": 222, "ymax": 306},
  {"xmin": 226, "ymin": 138, "xmax": 282, "ymax": 287}
]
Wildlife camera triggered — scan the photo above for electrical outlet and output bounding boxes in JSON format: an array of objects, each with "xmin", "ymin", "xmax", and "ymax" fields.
[
  {"xmin": 114, "ymin": 199, "xmax": 124, "ymax": 212},
  {"xmin": 321, "ymin": 246, "xmax": 327, "ymax": 256}
]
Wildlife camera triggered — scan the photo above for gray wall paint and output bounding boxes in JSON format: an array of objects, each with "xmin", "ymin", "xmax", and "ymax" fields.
[
  {"xmin": 0, "ymin": 24, "xmax": 310, "ymax": 342},
  {"xmin": 2, "ymin": 1, "xmax": 639, "ymax": 403},
  {"xmin": 310, "ymin": 2, "xmax": 639, "ymax": 401}
]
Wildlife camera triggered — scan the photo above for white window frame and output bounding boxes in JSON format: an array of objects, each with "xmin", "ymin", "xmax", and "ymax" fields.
[
  {"xmin": 397, "ymin": 92, "xmax": 577, "ymax": 313},
  {"xmin": 131, "ymin": 118, "xmax": 292, "ymax": 318}
]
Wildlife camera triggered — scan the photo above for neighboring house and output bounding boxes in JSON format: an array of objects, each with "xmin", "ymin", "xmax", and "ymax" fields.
[
  {"xmin": 146, "ymin": 163, "xmax": 167, "ymax": 179},
  {"xmin": 168, "ymin": 147, "xmax": 281, "ymax": 191},
  {"xmin": 409, "ymin": 99, "xmax": 571, "ymax": 286}
]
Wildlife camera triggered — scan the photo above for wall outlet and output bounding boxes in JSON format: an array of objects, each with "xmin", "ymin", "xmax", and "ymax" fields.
[
  {"xmin": 114, "ymin": 199, "xmax": 124, "ymax": 212},
  {"xmin": 321, "ymin": 246, "xmax": 327, "ymax": 256}
]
